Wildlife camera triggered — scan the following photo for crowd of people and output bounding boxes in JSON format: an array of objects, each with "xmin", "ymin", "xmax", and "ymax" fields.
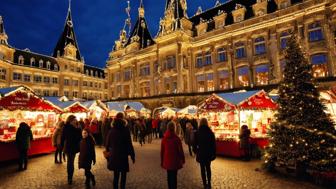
[{"xmin": 14, "ymin": 113, "xmax": 252, "ymax": 189}]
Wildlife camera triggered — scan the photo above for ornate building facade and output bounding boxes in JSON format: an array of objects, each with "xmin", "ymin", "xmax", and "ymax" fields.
[
  {"xmin": 0, "ymin": 5, "xmax": 108, "ymax": 100},
  {"xmin": 107, "ymin": 0, "xmax": 336, "ymax": 107}
]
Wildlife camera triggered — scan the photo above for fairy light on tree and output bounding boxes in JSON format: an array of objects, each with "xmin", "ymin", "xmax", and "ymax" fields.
[{"xmin": 265, "ymin": 35, "xmax": 336, "ymax": 174}]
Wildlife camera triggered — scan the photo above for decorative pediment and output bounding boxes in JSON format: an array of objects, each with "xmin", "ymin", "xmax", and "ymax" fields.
[
  {"xmin": 252, "ymin": 0, "xmax": 268, "ymax": 16},
  {"xmin": 196, "ymin": 19, "xmax": 208, "ymax": 36},
  {"xmin": 232, "ymin": 4, "xmax": 246, "ymax": 23},
  {"xmin": 275, "ymin": 0, "xmax": 291, "ymax": 9},
  {"xmin": 126, "ymin": 41, "xmax": 140, "ymax": 53},
  {"xmin": 180, "ymin": 18, "xmax": 193, "ymax": 31},
  {"xmin": 214, "ymin": 11, "xmax": 227, "ymax": 29}
]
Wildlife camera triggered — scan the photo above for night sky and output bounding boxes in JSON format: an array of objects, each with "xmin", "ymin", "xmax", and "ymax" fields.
[{"xmin": 0, "ymin": 0, "xmax": 222, "ymax": 68}]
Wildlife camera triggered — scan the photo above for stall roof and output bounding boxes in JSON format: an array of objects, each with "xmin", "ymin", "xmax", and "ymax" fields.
[
  {"xmin": 107, "ymin": 102, "xmax": 126, "ymax": 112},
  {"xmin": 82, "ymin": 100, "xmax": 108, "ymax": 111},
  {"xmin": 216, "ymin": 90, "xmax": 261, "ymax": 105},
  {"xmin": 178, "ymin": 105, "xmax": 198, "ymax": 114},
  {"xmin": 0, "ymin": 86, "xmax": 22, "ymax": 96},
  {"xmin": 125, "ymin": 102, "xmax": 144, "ymax": 112}
]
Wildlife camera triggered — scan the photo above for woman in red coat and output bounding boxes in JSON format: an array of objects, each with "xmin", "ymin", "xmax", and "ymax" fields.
[{"xmin": 161, "ymin": 121, "xmax": 185, "ymax": 189}]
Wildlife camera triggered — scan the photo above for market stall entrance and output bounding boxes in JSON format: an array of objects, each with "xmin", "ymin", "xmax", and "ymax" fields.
[
  {"xmin": 0, "ymin": 86, "xmax": 63, "ymax": 162},
  {"xmin": 198, "ymin": 90, "xmax": 277, "ymax": 157}
]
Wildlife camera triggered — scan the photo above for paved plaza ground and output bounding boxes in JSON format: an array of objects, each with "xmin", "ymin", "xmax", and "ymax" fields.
[{"xmin": 0, "ymin": 139, "xmax": 325, "ymax": 189}]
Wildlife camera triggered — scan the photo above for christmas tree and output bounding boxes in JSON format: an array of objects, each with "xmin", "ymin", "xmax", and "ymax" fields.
[{"xmin": 265, "ymin": 35, "xmax": 336, "ymax": 173}]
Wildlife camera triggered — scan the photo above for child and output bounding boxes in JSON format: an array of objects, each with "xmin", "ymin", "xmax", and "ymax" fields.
[{"xmin": 79, "ymin": 128, "xmax": 96, "ymax": 188}]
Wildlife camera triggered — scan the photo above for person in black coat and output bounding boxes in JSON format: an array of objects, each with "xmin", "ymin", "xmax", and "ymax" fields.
[
  {"xmin": 193, "ymin": 118, "xmax": 216, "ymax": 189},
  {"xmin": 105, "ymin": 112, "xmax": 135, "ymax": 189},
  {"xmin": 79, "ymin": 128, "xmax": 96, "ymax": 188},
  {"xmin": 16, "ymin": 122, "xmax": 33, "ymax": 171},
  {"xmin": 239, "ymin": 125, "xmax": 251, "ymax": 161},
  {"xmin": 61, "ymin": 115, "xmax": 82, "ymax": 185}
]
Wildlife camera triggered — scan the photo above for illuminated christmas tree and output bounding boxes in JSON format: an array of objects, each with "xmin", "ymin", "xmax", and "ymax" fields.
[{"xmin": 265, "ymin": 35, "xmax": 336, "ymax": 173}]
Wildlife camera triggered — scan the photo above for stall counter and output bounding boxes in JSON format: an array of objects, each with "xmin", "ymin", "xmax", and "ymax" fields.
[
  {"xmin": 216, "ymin": 137, "xmax": 269, "ymax": 157},
  {"xmin": 0, "ymin": 137, "xmax": 55, "ymax": 162}
]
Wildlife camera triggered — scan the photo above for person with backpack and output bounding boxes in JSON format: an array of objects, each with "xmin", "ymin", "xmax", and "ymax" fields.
[{"xmin": 193, "ymin": 118, "xmax": 216, "ymax": 189}]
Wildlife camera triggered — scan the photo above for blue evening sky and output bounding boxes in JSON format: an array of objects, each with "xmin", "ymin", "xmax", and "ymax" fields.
[{"xmin": 0, "ymin": 0, "xmax": 223, "ymax": 68}]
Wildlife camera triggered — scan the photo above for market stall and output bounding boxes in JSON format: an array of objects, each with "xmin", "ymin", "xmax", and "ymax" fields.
[
  {"xmin": 153, "ymin": 107, "xmax": 179, "ymax": 118},
  {"xmin": 82, "ymin": 100, "xmax": 108, "ymax": 120},
  {"xmin": 106, "ymin": 102, "xmax": 126, "ymax": 117},
  {"xmin": 58, "ymin": 101, "xmax": 88, "ymax": 121},
  {"xmin": 198, "ymin": 90, "xmax": 277, "ymax": 157},
  {"xmin": 177, "ymin": 105, "xmax": 198, "ymax": 118},
  {"xmin": 0, "ymin": 86, "xmax": 63, "ymax": 161},
  {"xmin": 140, "ymin": 108, "xmax": 151, "ymax": 118}
]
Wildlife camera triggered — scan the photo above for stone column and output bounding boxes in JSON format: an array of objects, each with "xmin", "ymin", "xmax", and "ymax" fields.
[
  {"xmin": 268, "ymin": 28, "xmax": 280, "ymax": 84},
  {"xmin": 246, "ymin": 37, "xmax": 254, "ymax": 87}
]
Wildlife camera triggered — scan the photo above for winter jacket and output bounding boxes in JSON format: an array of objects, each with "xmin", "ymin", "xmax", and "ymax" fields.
[
  {"xmin": 193, "ymin": 125, "xmax": 216, "ymax": 164},
  {"xmin": 52, "ymin": 127, "xmax": 62, "ymax": 147},
  {"xmin": 105, "ymin": 118, "xmax": 135, "ymax": 172},
  {"xmin": 184, "ymin": 126, "xmax": 195, "ymax": 146},
  {"xmin": 161, "ymin": 130, "xmax": 185, "ymax": 170},
  {"xmin": 61, "ymin": 123, "xmax": 82, "ymax": 154},
  {"xmin": 15, "ymin": 124, "xmax": 33, "ymax": 150},
  {"xmin": 239, "ymin": 128, "xmax": 251, "ymax": 149},
  {"xmin": 79, "ymin": 136, "xmax": 96, "ymax": 169}
]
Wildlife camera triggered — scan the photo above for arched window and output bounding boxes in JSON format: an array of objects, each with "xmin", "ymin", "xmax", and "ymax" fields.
[
  {"xmin": 308, "ymin": 22, "xmax": 323, "ymax": 42},
  {"xmin": 46, "ymin": 61, "xmax": 51, "ymax": 70},
  {"xmin": 30, "ymin": 58, "xmax": 35, "ymax": 66},
  {"xmin": 18, "ymin": 55, "xmax": 24, "ymax": 65},
  {"xmin": 255, "ymin": 64, "xmax": 269, "ymax": 85},
  {"xmin": 311, "ymin": 54, "xmax": 328, "ymax": 77},
  {"xmin": 235, "ymin": 42, "xmax": 246, "ymax": 59},
  {"xmin": 280, "ymin": 31, "xmax": 291, "ymax": 49},
  {"xmin": 39, "ymin": 60, "xmax": 43, "ymax": 68},
  {"xmin": 237, "ymin": 66, "xmax": 249, "ymax": 87}
]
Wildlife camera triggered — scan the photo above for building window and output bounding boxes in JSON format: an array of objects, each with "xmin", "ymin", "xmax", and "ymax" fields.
[
  {"xmin": 196, "ymin": 74, "xmax": 206, "ymax": 92},
  {"xmin": 196, "ymin": 53, "xmax": 203, "ymax": 68},
  {"xmin": 46, "ymin": 61, "xmax": 51, "ymax": 70},
  {"xmin": 140, "ymin": 64, "xmax": 150, "ymax": 76},
  {"xmin": 43, "ymin": 90, "xmax": 50, "ymax": 97},
  {"xmin": 308, "ymin": 22, "xmax": 324, "ymax": 42},
  {"xmin": 0, "ymin": 68, "xmax": 6, "ymax": 80},
  {"xmin": 204, "ymin": 51, "xmax": 212, "ymax": 66},
  {"xmin": 124, "ymin": 69, "xmax": 132, "ymax": 81},
  {"xmin": 235, "ymin": 42, "xmax": 246, "ymax": 59},
  {"xmin": 124, "ymin": 85, "xmax": 130, "ymax": 97},
  {"xmin": 52, "ymin": 91, "xmax": 58, "ymax": 96},
  {"xmin": 255, "ymin": 64, "xmax": 269, "ymax": 85},
  {"xmin": 280, "ymin": 31, "xmax": 291, "ymax": 49},
  {"xmin": 64, "ymin": 91, "xmax": 69, "ymax": 97},
  {"xmin": 73, "ymin": 91, "xmax": 78, "ymax": 98},
  {"xmin": 64, "ymin": 79, "xmax": 70, "ymax": 86},
  {"xmin": 43, "ymin": 77, "xmax": 50, "ymax": 83},
  {"xmin": 105, "ymin": 83, "xmax": 108, "ymax": 89},
  {"xmin": 54, "ymin": 64, "xmax": 58, "ymax": 71},
  {"xmin": 217, "ymin": 48, "xmax": 227, "ymax": 62},
  {"xmin": 23, "ymin": 74, "xmax": 31, "ymax": 82},
  {"xmin": 83, "ymin": 92, "xmax": 87, "ymax": 99},
  {"xmin": 83, "ymin": 81, "xmax": 87, "ymax": 86},
  {"xmin": 95, "ymin": 82, "xmax": 98, "ymax": 88},
  {"xmin": 164, "ymin": 77, "xmax": 171, "ymax": 94},
  {"xmin": 34, "ymin": 75, "xmax": 42, "ymax": 83},
  {"xmin": 237, "ymin": 67, "xmax": 249, "ymax": 87},
  {"xmin": 90, "ymin": 82, "xmax": 93, "ymax": 87},
  {"xmin": 311, "ymin": 54, "xmax": 328, "ymax": 77},
  {"xmin": 140, "ymin": 82, "xmax": 151, "ymax": 97},
  {"xmin": 77, "ymin": 67, "xmax": 81, "ymax": 73},
  {"xmin": 52, "ymin": 77, "xmax": 58, "ymax": 84},
  {"xmin": 13, "ymin": 73, "xmax": 22, "ymax": 81},
  {"xmin": 39, "ymin": 60, "xmax": 43, "ymax": 68},
  {"xmin": 165, "ymin": 56, "xmax": 176, "ymax": 70},
  {"xmin": 117, "ymin": 85, "xmax": 122, "ymax": 96},
  {"xmin": 18, "ymin": 56, "xmax": 24, "ymax": 65},
  {"xmin": 30, "ymin": 58, "xmax": 35, "ymax": 66},
  {"xmin": 115, "ymin": 72, "xmax": 121, "ymax": 82},
  {"xmin": 207, "ymin": 73, "xmax": 214, "ymax": 91},
  {"xmin": 73, "ymin": 80, "xmax": 79, "ymax": 86},
  {"xmin": 254, "ymin": 37, "xmax": 266, "ymax": 55},
  {"xmin": 218, "ymin": 70, "xmax": 230, "ymax": 90}
]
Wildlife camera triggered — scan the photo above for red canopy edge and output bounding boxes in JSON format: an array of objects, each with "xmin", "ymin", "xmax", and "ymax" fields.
[
  {"xmin": 198, "ymin": 94, "xmax": 236, "ymax": 112},
  {"xmin": 64, "ymin": 102, "xmax": 88, "ymax": 113},
  {"xmin": 237, "ymin": 90, "xmax": 278, "ymax": 110}
]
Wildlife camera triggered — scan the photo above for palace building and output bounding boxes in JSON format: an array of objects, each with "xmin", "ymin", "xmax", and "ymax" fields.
[
  {"xmin": 0, "ymin": 4, "xmax": 108, "ymax": 100},
  {"xmin": 1, "ymin": 0, "xmax": 336, "ymax": 107},
  {"xmin": 106, "ymin": 0, "xmax": 336, "ymax": 108}
]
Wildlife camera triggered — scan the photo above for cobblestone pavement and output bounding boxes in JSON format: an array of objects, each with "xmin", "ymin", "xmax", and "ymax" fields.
[{"xmin": 0, "ymin": 139, "xmax": 324, "ymax": 189}]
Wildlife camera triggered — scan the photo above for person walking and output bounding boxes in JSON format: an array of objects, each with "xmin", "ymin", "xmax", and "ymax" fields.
[
  {"xmin": 79, "ymin": 128, "xmax": 96, "ymax": 188},
  {"xmin": 105, "ymin": 112, "xmax": 135, "ymax": 189},
  {"xmin": 61, "ymin": 115, "xmax": 82, "ymax": 185},
  {"xmin": 16, "ymin": 122, "xmax": 33, "ymax": 171},
  {"xmin": 239, "ymin": 125, "xmax": 251, "ymax": 161},
  {"xmin": 184, "ymin": 122, "xmax": 195, "ymax": 156},
  {"xmin": 193, "ymin": 118, "xmax": 216, "ymax": 189},
  {"xmin": 52, "ymin": 120, "xmax": 65, "ymax": 164},
  {"xmin": 161, "ymin": 121, "xmax": 185, "ymax": 189}
]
